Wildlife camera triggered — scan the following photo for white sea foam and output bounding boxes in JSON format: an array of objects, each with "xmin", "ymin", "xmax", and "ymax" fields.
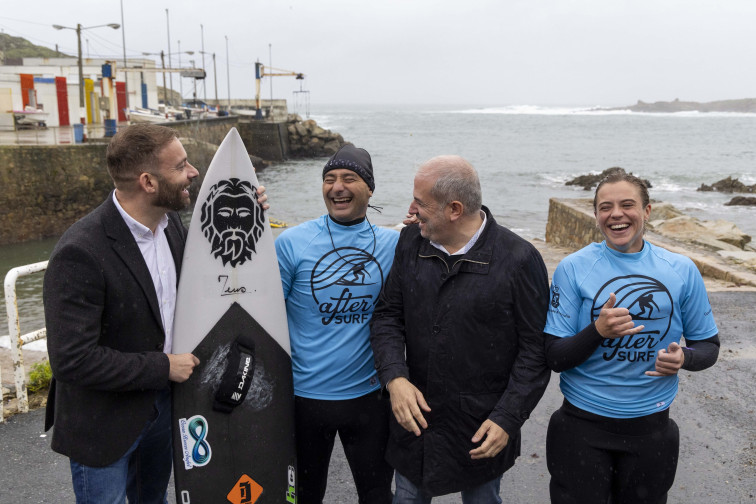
[
  {"xmin": 652, "ymin": 182, "xmax": 686, "ymax": 193},
  {"xmin": 311, "ymin": 114, "xmax": 335, "ymax": 129},
  {"xmin": 738, "ymin": 173, "xmax": 756, "ymax": 184},
  {"xmin": 539, "ymin": 173, "xmax": 568, "ymax": 184},
  {"xmin": 445, "ymin": 105, "xmax": 599, "ymax": 115},
  {"xmin": 675, "ymin": 200, "xmax": 717, "ymax": 210},
  {"xmin": 441, "ymin": 105, "xmax": 756, "ymax": 118}
]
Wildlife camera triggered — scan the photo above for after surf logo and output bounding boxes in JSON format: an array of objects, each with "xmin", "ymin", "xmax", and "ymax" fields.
[
  {"xmin": 200, "ymin": 178, "xmax": 265, "ymax": 267},
  {"xmin": 591, "ymin": 275, "xmax": 673, "ymax": 362},
  {"xmin": 550, "ymin": 284, "xmax": 560, "ymax": 308},
  {"xmin": 178, "ymin": 414, "xmax": 212, "ymax": 469},
  {"xmin": 310, "ymin": 247, "xmax": 384, "ymax": 326}
]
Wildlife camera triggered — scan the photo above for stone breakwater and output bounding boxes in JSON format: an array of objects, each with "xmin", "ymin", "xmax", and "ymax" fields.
[{"xmin": 286, "ymin": 114, "xmax": 347, "ymax": 157}]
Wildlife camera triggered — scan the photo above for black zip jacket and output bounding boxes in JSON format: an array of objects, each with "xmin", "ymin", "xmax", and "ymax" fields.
[{"xmin": 370, "ymin": 207, "xmax": 550, "ymax": 496}]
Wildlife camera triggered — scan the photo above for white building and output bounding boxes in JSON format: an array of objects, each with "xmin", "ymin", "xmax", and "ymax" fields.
[{"xmin": 0, "ymin": 57, "xmax": 161, "ymax": 129}]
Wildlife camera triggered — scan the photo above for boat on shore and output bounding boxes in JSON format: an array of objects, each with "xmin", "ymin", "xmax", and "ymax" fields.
[
  {"xmin": 127, "ymin": 108, "xmax": 170, "ymax": 123},
  {"xmin": 127, "ymin": 107, "xmax": 175, "ymax": 124},
  {"xmin": 229, "ymin": 106, "xmax": 260, "ymax": 117},
  {"xmin": 11, "ymin": 106, "xmax": 48, "ymax": 128},
  {"xmin": 182, "ymin": 99, "xmax": 216, "ymax": 119}
]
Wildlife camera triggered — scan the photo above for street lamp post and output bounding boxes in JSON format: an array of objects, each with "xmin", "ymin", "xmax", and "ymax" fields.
[
  {"xmin": 166, "ymin": 9, "xmax": 172, "ymax": 103},
  {"xmin": 200, "ymin": 24, "xmax": 206, "ymax": 103},
  {"xmin": 213, "ymin": 53, "xmax": 219, "ymax": 108},
  {"xmin": 178, "ymin": 40, "xmax": 183, "ymax": 98},
  {"xmin": 52, "ymin": 22, "xmax": 120, "ymax": 123},
  {"xmin": 177, "ymin": 41, "xmax": 195, "ymax": 102},
  {"xmin": 142, "ymin": 51, "xmax": 167, "ymax": 105},
  {"xmin": 225, "ymin": 35, "xmax": 231, "ymax": 111},
  {"xmin": 120, "ymin": 0, "xmax": 129, "ymax": 112},
  {"xmin": 199, "ymin": 51, "xmax": 218, "ymax": 108},
  {"xmin": 189, "ymin": 60, "xmax": 197, "ymax": 99}
]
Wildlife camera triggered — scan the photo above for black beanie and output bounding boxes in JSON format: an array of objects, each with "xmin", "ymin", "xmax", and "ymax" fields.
[{"xmin": 322, "ymin": 144, "xmax": 374, "ymax": 191}]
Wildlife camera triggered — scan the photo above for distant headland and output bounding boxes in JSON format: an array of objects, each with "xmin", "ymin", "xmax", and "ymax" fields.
[{"xmin": 599, "ymin": 98, "xmax": 756, "ymax": 113}]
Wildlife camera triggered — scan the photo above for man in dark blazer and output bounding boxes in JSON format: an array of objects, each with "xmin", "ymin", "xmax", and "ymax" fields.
[{"xmin": 44, "ymin": 123, "xmax": 202, "ymax": 503}]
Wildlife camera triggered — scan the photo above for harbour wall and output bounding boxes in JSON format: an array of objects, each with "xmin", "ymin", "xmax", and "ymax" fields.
[
  {"xmin": 0, "ymin": 118, "xmax": 290, "ymax": 245},
  {"xmin": 0, "ymin": 144, "xmax": 112, "ymax": 245},
  {"xmin": 167, "ymin": 117, "xmax": 291, "ymax": 162},
  {"xmin": 545, "ymin": 197, "xmax": 603, "ymax": 250}
]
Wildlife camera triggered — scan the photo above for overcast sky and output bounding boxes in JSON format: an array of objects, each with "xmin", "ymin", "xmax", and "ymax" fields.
[{"xmin": 2, "ymin": 0, "xmax": 755, "ymax": 107}]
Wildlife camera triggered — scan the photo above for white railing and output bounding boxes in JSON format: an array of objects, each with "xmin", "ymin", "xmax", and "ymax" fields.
[
  {"xmin": 0, "ymin": 124, "xmax": 113, "ymax": 146},
  {"xmin": 2, "ymin": 261, "xmax": 48, "ymax": 422},
  {"xmin": 0, "ymin": 126, "xmax": 75, "ymax": 145}
]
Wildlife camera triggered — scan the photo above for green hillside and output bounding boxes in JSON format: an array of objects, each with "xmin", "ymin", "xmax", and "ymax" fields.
[{"xmin": 0, "ymin": 33, "xmax": 68, "ymax": 61}]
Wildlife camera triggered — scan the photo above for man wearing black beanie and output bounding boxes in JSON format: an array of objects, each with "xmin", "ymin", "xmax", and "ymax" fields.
[{"xmin": 275, "ymin": 144, "xmax": 398, "ymax": 503}]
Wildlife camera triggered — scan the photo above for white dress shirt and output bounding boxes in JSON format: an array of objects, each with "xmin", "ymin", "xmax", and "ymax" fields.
[
  {"xmin": 113, "ymin": 192, "xmax": 177, "ymax": 354},
  {"xmin": 430, "ymin": 209, "xmax": 488, "ymax": 256}
]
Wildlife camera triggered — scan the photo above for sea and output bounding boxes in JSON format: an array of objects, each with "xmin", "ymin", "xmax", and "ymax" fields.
[{"xmin": 3, "ymin": 103, "xmax": 756, "ymax": 345}]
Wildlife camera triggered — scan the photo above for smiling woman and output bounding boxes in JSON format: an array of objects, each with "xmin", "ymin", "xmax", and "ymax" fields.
[
  {"xmin": 593, "ymin": 171, "xmax": 651, "ymax": 254},
  {"xmin": 543, "ymin": 168, "xmax": 721, "ymax": 504}
]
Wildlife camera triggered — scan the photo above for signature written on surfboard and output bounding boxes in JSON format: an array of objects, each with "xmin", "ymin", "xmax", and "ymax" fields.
[{"xmin": 218, "ymin": 275, "xmax": 249, "ymax": 296}]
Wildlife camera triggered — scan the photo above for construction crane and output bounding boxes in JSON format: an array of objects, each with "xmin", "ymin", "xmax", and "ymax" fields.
[{"xmin": 254, "ymin": 61, "xmax": 304, "ymax": 119}]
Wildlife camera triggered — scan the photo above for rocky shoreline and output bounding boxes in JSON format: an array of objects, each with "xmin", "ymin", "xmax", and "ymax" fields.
[
  {"xmin": 566, "ymin": 169, "xmax": 756, "ymax": 206},
  {"xmin": 598, "ymin": 97, "xmax": 756, "ymax": 113},
  {"xmin": 697, "ymin": 176, "xmax": 756, "ymax": 206}
]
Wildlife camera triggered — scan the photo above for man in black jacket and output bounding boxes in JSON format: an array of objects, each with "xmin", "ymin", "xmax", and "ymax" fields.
[
  {"xmin": 370, "ymin": 155, "xmax": 551, "ymax": 503},
  {"xmin": 43, "ymin": 124, "xmax": 202, "ymax": 503}
]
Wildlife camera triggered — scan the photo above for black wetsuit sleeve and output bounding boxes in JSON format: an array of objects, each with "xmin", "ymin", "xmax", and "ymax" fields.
[
  {"xmin": 544, "ymin": 323, "xmax": 604, "ymax": 372},
  {"xmin": 681, "ymin": 334, "xmax": 720, "ymax": 371}
]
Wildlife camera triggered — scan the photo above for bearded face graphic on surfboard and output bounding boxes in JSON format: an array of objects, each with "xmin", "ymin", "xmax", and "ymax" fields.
[{"xmin": 172, "ymin": 128, "xmax": 296, "ymax": 504}]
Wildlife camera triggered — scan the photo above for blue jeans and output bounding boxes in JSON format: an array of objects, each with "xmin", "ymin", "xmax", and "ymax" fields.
[
  {"xmin": 69, "ymin": 388, "xmax": 172, "ymax": 504},
  {"xmin": 393, "ymin": 471, "xmax": 503, "ymax": 504}
]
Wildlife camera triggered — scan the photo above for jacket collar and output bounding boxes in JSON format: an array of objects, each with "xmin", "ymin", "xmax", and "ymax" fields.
[
  {"xmin": 101, "ymin": 191, "xmax": 166, "ymax": 332},
  {"xmin": 418, "ymin": 206, "xmax": 495, "ymax": 264}
]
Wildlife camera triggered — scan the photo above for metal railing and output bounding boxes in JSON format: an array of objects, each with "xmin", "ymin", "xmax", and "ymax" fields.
[
  {"xmin": 0, "ymin": 124, "xmax": 114, "ymax": 146},
  {"xmin": 2, "ymin": 261, "xmax": 48, "ymax": 422},
  {"xmin": 0, "ymin": 126, "xmax": 75, "ymax": 145}
]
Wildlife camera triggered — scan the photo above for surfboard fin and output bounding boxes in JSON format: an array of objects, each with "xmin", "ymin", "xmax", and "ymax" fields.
[{"xmin": 213, "ymin": 334, "xmax": 256, "ymax": 413}]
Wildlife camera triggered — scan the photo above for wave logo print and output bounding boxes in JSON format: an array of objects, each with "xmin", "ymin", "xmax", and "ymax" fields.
[
  {"xmin": 591, "ymin": 275, "xmax": 674, "ymax": 362},
  {"xmin": 550, "ymin": 284, "xmax": 560, "ymax": 308},
  {"xmin": 200, "ymin": 178, "xmax": 265, "ymax": 267},
  {"xmin": 179, "ymin": 415, "xmax": 212, "ymax": 469},
  {"xmin": 310, "ymin": 247, "xmax": 384, "ymax": 326}
]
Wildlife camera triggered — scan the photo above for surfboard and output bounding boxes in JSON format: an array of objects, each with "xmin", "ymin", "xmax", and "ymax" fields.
[{"xmin": 171, "ymin": 128, "xmax": 296, "ymax": 504}]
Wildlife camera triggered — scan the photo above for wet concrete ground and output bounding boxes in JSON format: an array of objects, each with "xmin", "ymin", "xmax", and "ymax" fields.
[
  {"xmin": 1, "ymin": 291, "xmax": 754, "ymax": 503},
  {"xmin": 2, "ymin": 239, "xmax": 755, "ymax": 502}
]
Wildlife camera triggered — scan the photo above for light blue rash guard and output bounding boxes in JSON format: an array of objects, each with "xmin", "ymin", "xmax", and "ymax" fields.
[
  {"xmin": 544, "ymin": 241, "xmax": 718, "ymax": 418},
  {"xmin": 275, "ymin": 215, "xmax": 399, "ymax": 400}
]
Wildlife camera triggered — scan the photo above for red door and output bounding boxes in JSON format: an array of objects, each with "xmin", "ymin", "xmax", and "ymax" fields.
[
  {"xmin": 20, "ymin": 74, "xmax": 35, "ymax": 108},
  {"xmin": 56, "ymin": 77, "xmax": 70, "ymax": 126},
  {"xmin": 116, "ymin": 82, "xmax": 127, "ymax": 122}
]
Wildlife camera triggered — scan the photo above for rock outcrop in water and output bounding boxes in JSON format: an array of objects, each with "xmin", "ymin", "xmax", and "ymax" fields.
[
  {"xmin": 565, "ymin": 167, "xmax": 652, "ymax": 191},
  {"xmin": 599, "ymin": 98, "xmax": 756, "ymax": 113},
  {"xmin": 698, "ymin": 176, "xmax": 756, "ymax": 193},
  {"xmin": 286, "ymin": 114, "xmax": 347, "ymax": 158},
  {"xmin": 725, "ymin": 196, "xmax": 756, "ymax": 206}
]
